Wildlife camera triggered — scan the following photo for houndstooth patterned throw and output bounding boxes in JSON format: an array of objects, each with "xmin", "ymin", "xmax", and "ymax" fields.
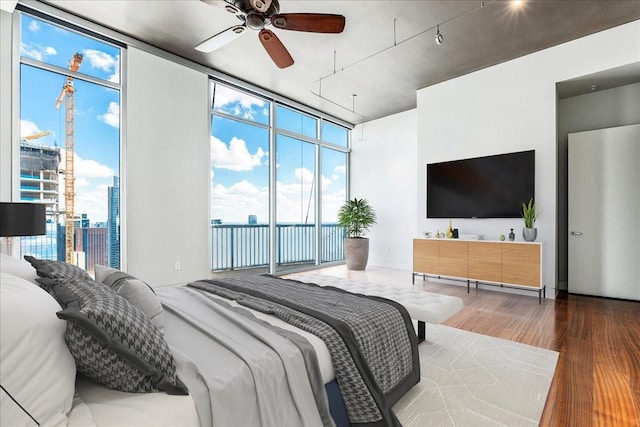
[{"xmin": 189, "ymin": 274, "xmax": 419, "ymax": 426}]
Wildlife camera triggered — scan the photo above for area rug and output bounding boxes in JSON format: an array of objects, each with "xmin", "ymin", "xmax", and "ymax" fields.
[{"xmin": 393, "ymin": 324, "xmax": 559, "ymax": 426}]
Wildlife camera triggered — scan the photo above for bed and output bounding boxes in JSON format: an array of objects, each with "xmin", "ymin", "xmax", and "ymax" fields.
[{"xmin": 0, "ymin": 254, "xmax": 420, "ymax": 427}]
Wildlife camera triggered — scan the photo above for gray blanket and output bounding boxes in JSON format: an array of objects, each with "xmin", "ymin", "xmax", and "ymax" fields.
[
  {"xmin": 189, "ymin": 274, "xmax": 420, "ymax": 427},
  {"xmin": 156, "ymin": 286, "xmax": 334, "ymax": 427}
]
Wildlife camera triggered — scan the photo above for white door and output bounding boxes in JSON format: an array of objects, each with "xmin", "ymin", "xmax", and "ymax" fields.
[{"xmin": 568, "ymin": 124, "xmax": 640, "ymax": 300}]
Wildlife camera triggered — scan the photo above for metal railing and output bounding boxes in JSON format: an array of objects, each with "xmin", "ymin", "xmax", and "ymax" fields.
[{"xmin": 211, "ymin": 223, "xmax": 344, "ymax": 271}]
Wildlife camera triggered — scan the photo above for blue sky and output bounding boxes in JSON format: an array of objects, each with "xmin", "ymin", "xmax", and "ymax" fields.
[{"xmin": 20, "ymin": 13, "xmax": 347, "ymax": 226}]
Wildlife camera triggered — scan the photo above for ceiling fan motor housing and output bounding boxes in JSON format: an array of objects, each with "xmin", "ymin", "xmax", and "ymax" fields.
[{"xmin": 246, "ymin": 12, "xmax": 266, "ymax": 30}]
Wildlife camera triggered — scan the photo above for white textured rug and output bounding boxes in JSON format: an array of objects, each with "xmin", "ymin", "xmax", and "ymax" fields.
[{"xmin": 393, "ymin": 324, "xmax": 558, "ymax": 426}]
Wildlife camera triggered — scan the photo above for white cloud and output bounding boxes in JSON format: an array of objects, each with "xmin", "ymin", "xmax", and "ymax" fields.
[
  {"xmin": 107, "ymin": 55, "xmax": 121, "ymax": 83},
  {"xmin": 214, "ymin": 84, "xmax": 266, "ymax": 120},
  {"xmin": 83, "ymin": 49, "xmax": 117, "ymax": 72},
  {"xmin": 28, "ymin": 20, "xmax": 40, "ymax": 32},
  {"xmin": 211, "ymin": 181, "xmax": 269, "ymax": 223},
  {"xmin": 210, "ymin": 173, "xmax": 346, "ymax": 223},
  {"xmin": 60, "ymin": 149, "xmax": 115, "ymax": 179},
  {"xmin": 211, "ymin": 135, "xmax": 265, "ymax": 171},
  {"xmin": 321, "ymin": 174, "xmax": 332, "ymax": 191},
  {"xmin": 56, "ymin": 153, "xmax": 115, "ymax": 223},
  {"xmin": 98, "ymin": 102, "xmax": 120, "ymax": 128},
  {"xmin": 75, "ymin": 177, "xmax": 90, "ymax": 187},
  {"xmin": 335, "ymin": 165, "xmax": 346, "ymax": 175},
  {"xmin": 295, "ymin": 167, "xmax": 315, "ymax": 186},
  {"xmin": 215, "ymin": 84, "xmax": 265, "ymax": 109},
  {"xmin": 20, "ymin": 119, "xmax": 41, "ymax": 138},
  {"xmin": 83, "ymin": 49, "xmax": 120, "ymax": 83},
  {"xmin": 74, "ymin": 183, "xmax": 110, "ymax": 224},
  {"xmin": 20, "ymin": 42, "xmax": 57, "ymax": 62}
]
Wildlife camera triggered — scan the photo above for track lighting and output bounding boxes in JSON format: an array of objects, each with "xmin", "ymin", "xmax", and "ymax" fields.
[{"xmin": 435, "ymin": 25, "xmax": 444, "ymax": 45}]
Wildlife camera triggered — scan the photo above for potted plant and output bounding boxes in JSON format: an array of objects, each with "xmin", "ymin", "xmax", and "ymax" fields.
[
  {"xmin": 521, "ymin": 198, "xmax": 538, "ymax": 242},
  {"xmin": 337, "ymin": 198, "xmax": 377, "ymax": 270}
]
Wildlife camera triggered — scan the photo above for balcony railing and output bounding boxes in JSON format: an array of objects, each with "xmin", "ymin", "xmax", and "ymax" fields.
[{"xmin": 211, "ymin": 223, "xmax": 345, "ymax": 271}]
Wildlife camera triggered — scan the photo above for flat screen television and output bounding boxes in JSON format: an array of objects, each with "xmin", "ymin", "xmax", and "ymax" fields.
[{"xmin": 427, "ymin": 150, "xmax": 535, "ymax": 218}]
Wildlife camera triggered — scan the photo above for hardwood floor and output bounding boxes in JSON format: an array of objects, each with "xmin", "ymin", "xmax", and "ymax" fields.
[{"xmin": 291, "ymin": 265, "xmax": 640, "ymax": 427}]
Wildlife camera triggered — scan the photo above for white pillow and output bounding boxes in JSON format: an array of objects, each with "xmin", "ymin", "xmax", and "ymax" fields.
[
  {"xmin": 95, "ymin": 264, "xmax": 165, "ymax": 334},
  {"xmin": 0, "ymin": 254, "xmax": 38, "ymax": 284},
  {"xmin": 0, "ymin": 273, "xmax": 76, "ymax": 427}
]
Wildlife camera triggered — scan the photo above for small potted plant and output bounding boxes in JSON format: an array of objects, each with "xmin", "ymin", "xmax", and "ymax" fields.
[
  {"xmin": 337, "ymin": 198, "xmax": 376, "ymax": 270},
  {"xmin": 521, "ymin": 198, "xmax": 538, "ymax": 242}
]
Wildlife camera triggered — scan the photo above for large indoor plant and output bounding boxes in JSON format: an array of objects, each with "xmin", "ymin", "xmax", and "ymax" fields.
[
  {"xmin": 521, "ymin": 197, "xmax": 538, "ymax": 241},
  {"xmin": 337, "ymin": 198, "xmax": 377, "ymax": 270}
]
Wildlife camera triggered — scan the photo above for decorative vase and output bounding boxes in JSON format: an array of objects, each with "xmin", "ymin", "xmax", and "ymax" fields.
[
  {"xmin": 523, "ymin": 227, "xmax": 537, "ymax": 242},
  {"xmin": 508, "ymin": 228, "xmax": 515, "ymax": 241},
  {"xmin": 446, "ymin": 220, "xmax": 453, "ymax": 238}
]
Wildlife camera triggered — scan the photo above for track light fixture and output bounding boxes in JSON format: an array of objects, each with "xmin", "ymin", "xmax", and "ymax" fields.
[{"xmin": 435, "ymin": 25, "xmax": 444, "ymax": 45}]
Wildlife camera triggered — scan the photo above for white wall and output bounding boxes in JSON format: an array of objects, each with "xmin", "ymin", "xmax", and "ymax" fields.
[
  {"xmin": 556, "ymin": 83, "xmax": 640, "ymax": 290},
  {"xmin": 126, "ymin": 47, "xmax": 211, "ymax": 286},
  {"xmin": 416, "ymin": 20, "xmax": 640, "ymax": 295},
  {"xmin": 352, "ymin": 109, "xmax": 417, "ymax": 271}
]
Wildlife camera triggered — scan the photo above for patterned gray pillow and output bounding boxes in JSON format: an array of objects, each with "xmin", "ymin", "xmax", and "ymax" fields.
[
  {"xmin": 24, "ymin": 255, "xmax": 92, "ymax": 281},
  {"xmin": 94, "ymin": 264, "xmax": 164, "ymax": 334},
  {"xmin": 37, "ymin": 276, "xmax": 187, "ymax": 395}
]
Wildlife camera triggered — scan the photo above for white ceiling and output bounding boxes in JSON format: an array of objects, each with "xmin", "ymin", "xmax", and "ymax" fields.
[{"xmin": 33, "ymin": 0, "xmax": 640, "ymax": 125}]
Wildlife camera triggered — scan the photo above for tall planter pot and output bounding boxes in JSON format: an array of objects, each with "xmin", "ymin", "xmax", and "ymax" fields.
[{"xmin": 344, "ymin": 238, "xmax": 369, "ymax": 270}]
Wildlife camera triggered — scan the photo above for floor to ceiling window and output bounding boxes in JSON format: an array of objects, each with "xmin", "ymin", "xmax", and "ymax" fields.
[
  {"xmin": 210, "ymin": 83, "xmax": 270, "ymax": 270},
  {"xmin": 210, "ymin": 81, "xmax": 350, "ymax": 273},
  {"xmin": 18, "ymin": 12, "xmax": 122, "ymax": 274}
]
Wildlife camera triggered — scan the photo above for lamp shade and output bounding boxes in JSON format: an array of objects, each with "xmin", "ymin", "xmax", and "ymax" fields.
[{"xmin": 0, "ymin": 202, "xmax": 46, "ymax": 237}]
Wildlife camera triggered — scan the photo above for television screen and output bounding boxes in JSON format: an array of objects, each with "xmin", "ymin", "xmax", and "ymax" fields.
[{"xmin": 427, "ymin": 150, "xmax": 535, "ymax": 218}]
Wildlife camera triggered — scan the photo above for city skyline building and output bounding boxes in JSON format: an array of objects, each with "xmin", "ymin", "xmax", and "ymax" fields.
[
  {"xmin": 19, "ymin": 140, "xmax": 61, "ymax": 259},
  {"xmin": 108, "ymin": 176, "xmax": 120, "ymax": 269}
]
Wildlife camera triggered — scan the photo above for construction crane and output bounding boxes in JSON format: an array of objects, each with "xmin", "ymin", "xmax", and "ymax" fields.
[
  {"xmin": 21, "ymin": 131, "xmax": 51, "ymax": 141},
  {"xmin": 55, "ymin": 52, "xmax": 83, "ymax": 264}
]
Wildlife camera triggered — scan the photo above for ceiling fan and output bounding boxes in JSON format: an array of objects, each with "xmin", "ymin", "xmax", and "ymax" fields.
[{"xmin": 196, "ymin": 0, "xmax": 346, "ymax": 69}]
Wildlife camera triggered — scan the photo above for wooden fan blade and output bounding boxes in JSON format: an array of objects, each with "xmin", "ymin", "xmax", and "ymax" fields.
[
  {"xmin": 271, "ymin": 13, "xmax": 345, "ymax": 33},
  {"xmin": 258, "ymin": 29, "xmax": 294, "ymax": 68},
  {"xmin": 196, "ymin": 25, "xmax": 246, "ymax": 52}
]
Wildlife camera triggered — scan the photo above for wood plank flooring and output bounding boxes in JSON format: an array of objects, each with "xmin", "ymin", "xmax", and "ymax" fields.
[{"xmin": 291, "ymin": 266, "xmax": 640, "ymax": 427}]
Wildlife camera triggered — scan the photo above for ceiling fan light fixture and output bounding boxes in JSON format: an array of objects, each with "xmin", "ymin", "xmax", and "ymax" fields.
[
  {"xmin": 250, "ymin": 0, "xmax": 272, "ymax": 13},
  {"xmin": 435, "ymin": 25, "xmax": 444, "ymax": 45}
]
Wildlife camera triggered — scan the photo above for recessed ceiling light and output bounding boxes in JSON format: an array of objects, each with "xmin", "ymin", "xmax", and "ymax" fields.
[{"xmin": 512, "ymin": 0, "xmax": 525, "ymax": 8}]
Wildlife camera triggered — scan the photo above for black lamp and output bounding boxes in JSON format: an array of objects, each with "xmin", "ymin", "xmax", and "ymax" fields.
[{"xmin": 0, "ymin": 202, "xmax": 46, "ymax": 255}]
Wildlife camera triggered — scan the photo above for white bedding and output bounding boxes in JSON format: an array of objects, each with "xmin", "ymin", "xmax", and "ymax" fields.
[
  {"xmin": 68, "ymin": 289, "xmax": 334, "ymax": 427},
  {"xmin": 205, "ymin": 292, "xmax": 336, "ymax": 384},
  {"xmin": 71, "ymin": 375, "xmax": 199, "ymax": 427}
]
